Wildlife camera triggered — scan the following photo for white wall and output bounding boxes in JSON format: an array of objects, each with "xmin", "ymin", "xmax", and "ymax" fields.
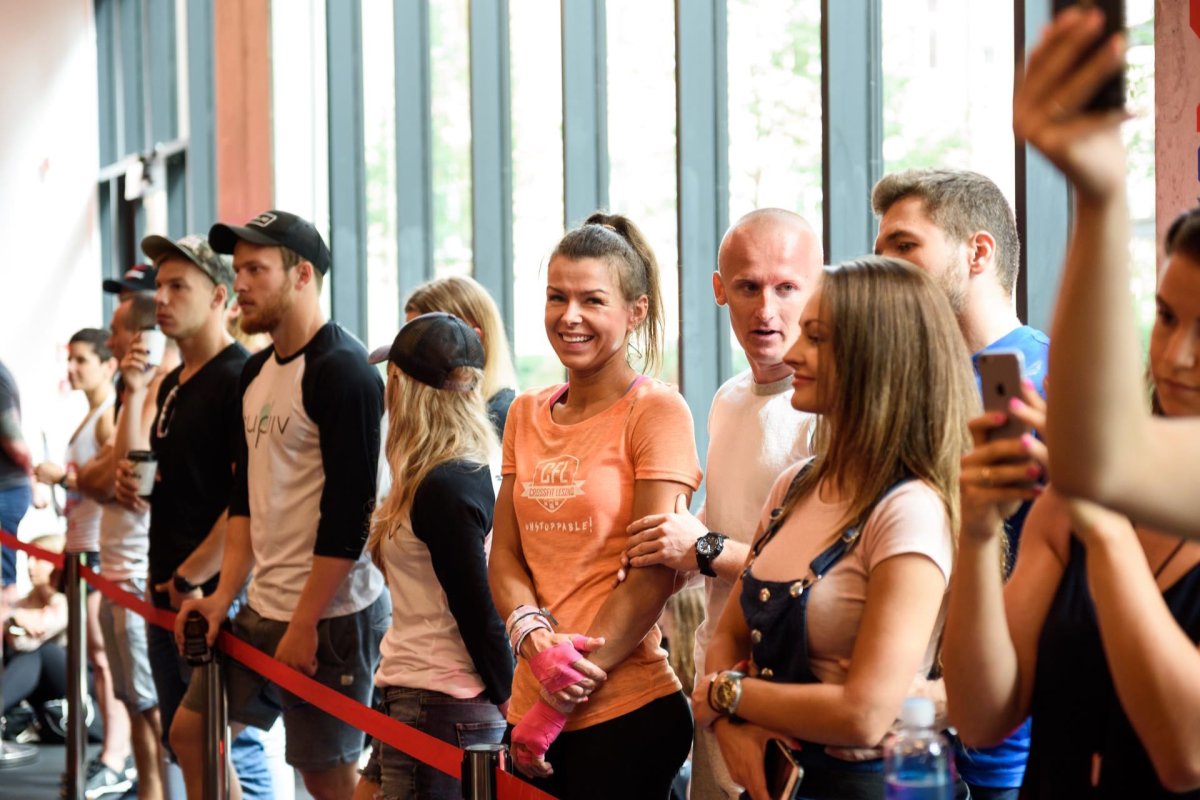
[{"xmin": 0, "ymin": 0, "xmax": 102, "ymax": 538}]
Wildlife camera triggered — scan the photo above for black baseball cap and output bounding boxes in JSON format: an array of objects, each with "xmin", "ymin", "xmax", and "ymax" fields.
[
  {"xmin": 379, "ymin": 312, "xmax": 485, "ymax": 391},
  {"xmin": 209, "ymin": 210, "xmax": 332, "ymax": 275},
  {"xmin": 102, "ymin": 264, "xmax": 158, "ymax": 295}
]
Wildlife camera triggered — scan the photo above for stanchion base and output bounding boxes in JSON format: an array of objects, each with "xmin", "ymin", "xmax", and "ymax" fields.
[{"xmin": 0, "ymin": 741, "xmax": 37, "ymax": 768}]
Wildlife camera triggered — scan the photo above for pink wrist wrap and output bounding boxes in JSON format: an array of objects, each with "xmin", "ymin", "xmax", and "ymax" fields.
[
  {"xmin": 511, "ymin": 699, "xmax": 567, "ymax": 766},
  {"xmin": 530, "ymin": 640, "xmax": 589, "ymax": 694}
]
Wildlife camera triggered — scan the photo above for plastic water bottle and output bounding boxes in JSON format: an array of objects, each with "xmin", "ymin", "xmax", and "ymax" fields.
[{"xmin": 883, "ymin": 697, "xmax": 954, "ymax": 800}]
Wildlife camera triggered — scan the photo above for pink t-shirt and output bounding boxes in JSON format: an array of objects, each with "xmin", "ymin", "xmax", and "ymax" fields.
[
  {"xmin": 750, "ymin": 460, "xmax": 954, "ymax": 686},
  {"xmin": 502, "ymin": 378, "xmax": 703, "ymax": 730}
]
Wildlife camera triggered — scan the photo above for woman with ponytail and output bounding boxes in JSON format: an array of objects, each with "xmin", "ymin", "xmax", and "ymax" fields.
[{"xmin": 489, "ymin": 212, "xmax": 702, "ymax": 798}]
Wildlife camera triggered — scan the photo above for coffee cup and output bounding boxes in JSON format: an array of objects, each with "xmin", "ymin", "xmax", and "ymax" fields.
[
  {"xmin": 128, "ymin": 450, "xmax": 158, "ymax": 498},
  {"xmin": 139, "ymin": 328, "xmax": 167, "ymax": 369}
]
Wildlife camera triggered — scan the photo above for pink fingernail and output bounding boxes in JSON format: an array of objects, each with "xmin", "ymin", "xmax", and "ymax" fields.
[
  {"xmin": 1021, "ymin": 378, "xmax": 1035, "ymax": 390},
  {"xmin": 1021, "ymin": 434, "xmax": 1035, "ymax": 449},
  {"xmin": 1009, "ymin": 397, "xmax": 1025, "ymax": 412},
  {"xmin": 992, "ymin": 412, "xmax": 1007, "ymax": 424},
  {"xmin": 1027, "ymin": 465, "xmax": 1042, "ymax": 478}
]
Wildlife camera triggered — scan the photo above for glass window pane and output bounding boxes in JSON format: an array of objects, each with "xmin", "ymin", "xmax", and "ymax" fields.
[
  {"xmin": 271, "ymin": 0, "xmax": 330, "ymax": 312},
  {"xmin": 430, "ymin": 0, "xmax": 473, "ymax": 279},
  {"xmin": 509, "ymin": 0, "xmax": 565, "ymax": 390},
  {"xmin": 1125, "ymin": 0, "xmax": 1155, "ymax": 342},
  {"xmin": 362, "ymin": 0, "xmax": 399, "ymax": 351},
  {"xmin": 606, "ymin": 0, "xmax": 679, "ymax": 384},
  {"xmin": 726, "ymin": 0, "xmax": 822, "ymax": 376},
  {"xmin": 883, "ymin": 0, "xmax": 1015, "ymax": 203}
]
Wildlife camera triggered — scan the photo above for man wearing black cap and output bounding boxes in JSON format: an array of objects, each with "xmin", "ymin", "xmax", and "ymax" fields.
[
  {"xmin": 103, "ymin": 264, "xmax": 159, "ymax": 300},
  {"xmin": 113, "ymin": 232, "xmax": 272, "ymax": 799},
  {"xmin": 175, "ymin": 210, "xmax": 387, "ymax": 800}
]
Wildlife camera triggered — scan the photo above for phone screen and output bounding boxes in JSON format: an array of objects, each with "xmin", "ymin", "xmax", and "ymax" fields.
[{"xmin": 764, "ymin": 740, "xmax": 802, "ymax": 800}]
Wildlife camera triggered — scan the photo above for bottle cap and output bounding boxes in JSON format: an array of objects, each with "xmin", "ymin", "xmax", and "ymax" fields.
[{"xmin": 900, "ymin": 697, "xmax": 935, "ymax": 728}]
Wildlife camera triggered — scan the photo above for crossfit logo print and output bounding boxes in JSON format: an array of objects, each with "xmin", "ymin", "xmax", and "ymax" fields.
[{"xmin": 522, "ymin": 456, "xmax": 586, "ymax": 512}]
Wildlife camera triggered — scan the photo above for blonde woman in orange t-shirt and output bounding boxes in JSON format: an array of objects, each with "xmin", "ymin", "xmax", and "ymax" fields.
[{"xmin": 489, "ymin": 212, "xmax": 703, "ymax": 799}]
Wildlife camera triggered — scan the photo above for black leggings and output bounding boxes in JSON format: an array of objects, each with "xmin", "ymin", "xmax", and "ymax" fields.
[
  {"xmin": 510, "ymin": 691, "xmax": 693, "ymax": 800},
  {"xmin": 4, "ymin": 641, "xmax": 69, "ymax": 714}
]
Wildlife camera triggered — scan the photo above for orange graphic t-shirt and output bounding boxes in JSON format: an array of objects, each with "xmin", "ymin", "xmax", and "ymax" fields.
[{"xmin": 502, "ymin": 378, "xmax": 703, "ymax": 730}]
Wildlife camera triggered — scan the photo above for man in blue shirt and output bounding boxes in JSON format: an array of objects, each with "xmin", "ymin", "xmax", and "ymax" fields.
[{"xmin": 873, "ymin": 167, "xmax": 1046, "ymax": 800}]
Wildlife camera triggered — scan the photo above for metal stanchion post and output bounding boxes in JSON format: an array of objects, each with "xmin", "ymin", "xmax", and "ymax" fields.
[
  {"xmin": 461, "ymin": 743, "xmax": 508, "ymax": 800},
  {"xmin": 184, "ymin": 611, "xmax": 227, "ymax": 800},
  {"xmin": 64, "ymin": 553, "xmax": 87, "ymax": 799}
]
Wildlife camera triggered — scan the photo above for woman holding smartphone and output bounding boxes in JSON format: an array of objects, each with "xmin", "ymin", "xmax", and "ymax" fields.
[
  {"xmin": 942, "ymin": 206, "xmax": 1200, "ymax": 797},
  {"xmin": 489, "ymin": 212, "xmax": 702, "ymax": 799},
  {"xmin": 356, "ymin": 313, "xmax": 513, "ymax": 800},
  {"xmin": 694, "ymin": 256, "xmax": 976, "ymax": 800}
]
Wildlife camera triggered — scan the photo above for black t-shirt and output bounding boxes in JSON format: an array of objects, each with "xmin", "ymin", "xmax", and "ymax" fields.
[
  {"xmin": 148, "ymin": 343, "xmax": 249, "ymax": 589},
  {"xmin": 410, "ymin": 460, "xmax": 512, "ymax": 704},
  {"xmin": 0, "ymin": 361, "xmax": 27, "ymax": 490}
]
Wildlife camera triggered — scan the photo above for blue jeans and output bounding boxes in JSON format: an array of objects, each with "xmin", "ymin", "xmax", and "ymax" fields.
[
  {"xmin": 0, "ymin": 481, "xmax": 31, "ymax": 586},
  {"xmin": 146, "ymin": 597, "xmax": 273, "ymax": 800},
  {"xmin": 362, "ymin": 686, "xmax": 506, "ymax": 800}
]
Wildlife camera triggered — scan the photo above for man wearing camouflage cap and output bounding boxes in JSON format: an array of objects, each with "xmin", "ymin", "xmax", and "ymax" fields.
[{"xmin": 113, "ymin": 232, "xmax": 273, "ymax": 797}]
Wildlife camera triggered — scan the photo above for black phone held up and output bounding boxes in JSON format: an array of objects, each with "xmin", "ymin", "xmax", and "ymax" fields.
[
  {"xmin": 1051, "ymin": 0, "xmax": 1126, "ymax": 111},
  {"xmin": 764, "ymin": 739, "xmax": 803, "ymax": 800}
]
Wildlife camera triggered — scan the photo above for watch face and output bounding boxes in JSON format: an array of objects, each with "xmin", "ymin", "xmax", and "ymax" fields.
[
  {"xmin": 714, "ymin": 676, "xmax": 737, "ymax": 710},
  {"xmin": 697, "ymin": 535, "xmax": 716, "ymax": 557}
]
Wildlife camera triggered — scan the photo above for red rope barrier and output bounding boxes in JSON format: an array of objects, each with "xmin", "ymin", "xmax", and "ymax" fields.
[{"xmin": 0, "ymin": 529, "xmax": 554, "ymax": 800}]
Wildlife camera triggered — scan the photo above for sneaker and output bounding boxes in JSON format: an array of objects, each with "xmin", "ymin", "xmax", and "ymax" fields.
[
  {"xmin": 82, "ymin": 762, "xmax": 134, "ymax": 800},
  {"xmin": 60, "ymin": 758, "xmax": 135, "ymax": 800}
]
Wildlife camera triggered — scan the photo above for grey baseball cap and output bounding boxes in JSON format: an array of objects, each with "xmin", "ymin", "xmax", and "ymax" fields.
[{"xmin": 141, "ymin": 234, "xmax": 235, "ymax": 289}]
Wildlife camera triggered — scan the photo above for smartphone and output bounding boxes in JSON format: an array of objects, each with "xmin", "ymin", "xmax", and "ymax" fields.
[
  {"xmin": 764, "ymin": 739, "xmax": 803, "ymax": 800},
  {"xmin": 978, "ymin": 350, "xmax": 1030, "ymax": 443},
  {"xmin": 1052, "ymin": 0, "xmax": 1126, "ymax": 111}
]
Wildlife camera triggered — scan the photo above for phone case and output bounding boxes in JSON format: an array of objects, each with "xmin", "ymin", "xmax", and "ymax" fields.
[{"xmin": 978, "ymin": 350, "xmax": 1031, "ymax": 442}]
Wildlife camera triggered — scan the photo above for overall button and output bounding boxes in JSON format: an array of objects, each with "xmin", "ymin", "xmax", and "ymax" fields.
[
  {"xmin": 751, "ymin": 629, "xmax": 763, "ymax": 644},
  {"xmin": 789, "ymin": 581, "xmax": 804, "ymax": 597},
  {"xmin": 760, "ymin": 668, "xmax": 774, "ymax": 678},
  {"xmin": 759, "ymin": 587, "xmax": 771, "ymax": 603}
]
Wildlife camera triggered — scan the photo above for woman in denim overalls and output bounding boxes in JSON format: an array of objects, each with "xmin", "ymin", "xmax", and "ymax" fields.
[{"xmin": 693, "ymin": 257, "xmax": 978, "ymax": 800}]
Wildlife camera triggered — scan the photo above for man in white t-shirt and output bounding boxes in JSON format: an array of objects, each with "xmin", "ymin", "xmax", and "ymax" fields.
[{"xmin": 623, "ymin": 208, "xmax": 823, "ymax": 800}]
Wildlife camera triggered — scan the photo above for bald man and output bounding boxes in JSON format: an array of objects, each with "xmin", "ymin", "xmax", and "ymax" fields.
[{"xmin": 623, "ymin": 209, "xmax": 823, "ymax": 800}]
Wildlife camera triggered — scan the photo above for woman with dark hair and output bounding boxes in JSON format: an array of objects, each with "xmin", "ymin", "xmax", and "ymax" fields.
[
  {"xmin": 489, "ymin": 212, "xmax": 702, "ymax": 799},
  {"xmin": 694, "ymin": 257, "xmax": 977, "ymax": 799},
  {"xmin": 943, "ymin": 199, "xmax": 1200, "ymax": 795}
]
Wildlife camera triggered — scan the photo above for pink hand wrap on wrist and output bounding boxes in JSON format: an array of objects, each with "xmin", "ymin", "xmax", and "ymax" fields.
[
  {"xmin": 530, "ymin": 640, "xmax": 589, "ymax": 694},
  {"xmin": 511, "ymin": 699, "xmax": 567, "ymax": 766}
]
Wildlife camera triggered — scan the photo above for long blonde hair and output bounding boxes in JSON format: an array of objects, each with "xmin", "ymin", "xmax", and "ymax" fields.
[
  {"xmin": 781, "ymin": 256, "xmax": 977, "ymax": 539},
  {"xmin": 405, "ymin": 276, "xmax": 518, "ymax": 401},
  {"xmin": 368, "ymin": 363, "xmax": 498, "ymax": 566}
]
